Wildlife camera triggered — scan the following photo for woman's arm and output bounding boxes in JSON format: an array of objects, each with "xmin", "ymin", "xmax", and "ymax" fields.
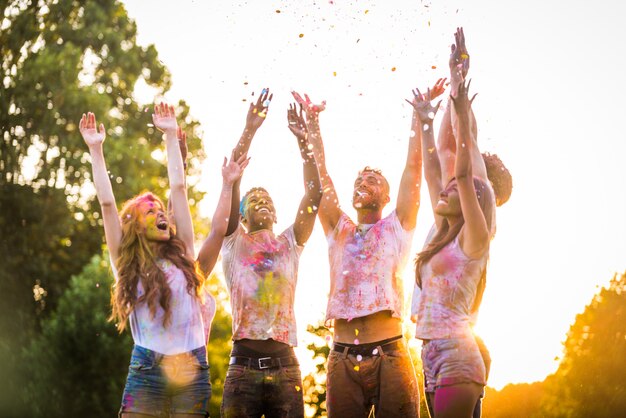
[
  {"xmin": 79, "ymin": 112, "xmax": 122, "ymax": 262},
  {"xmin": 452, "ymin": 80, "xmax": 490, "ymax": 258},
  {"xmin": 152, "ymin": 103, "xmax": 195, "ymax": 256}
]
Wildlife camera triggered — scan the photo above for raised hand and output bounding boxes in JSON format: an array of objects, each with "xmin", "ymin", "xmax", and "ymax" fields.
[
  {"xmin": 450, "ymin": 79, "xmax": 477, "ymax": 117},
  {"xmin": 177, "ymin": 126, "xmax": 188, "ymax": 167},
  {"xmin": 291, "ymin": 91, "xmax": 326, "ymax": 118},
  {"xmin": 246, "ymin": 88, "xmax": 273, "ymax": 131},
  {"xmin": 425, "ymin": 78, "xmax": 447, "ymax": 101},
  {"xmin": 287, "ymin": 103, "xmax": 308, "ymax": 140},
  {"xmin": 406, "ymin": 87, "xmax": 443, "ymax": 125},
  {"xmin": 79, "ymin": 112, "xmax": 106, "ymax": 147},
  {"xmin": 449, "ymin": 27, "xmax": 470, "ymax": 79},
  {"xmin": 152, "ymin": 102, "xmax": 178, "ymax": 134},
  {"xmin": 222, "ymin": 150, "xmax": 249, "ymax": 186}
]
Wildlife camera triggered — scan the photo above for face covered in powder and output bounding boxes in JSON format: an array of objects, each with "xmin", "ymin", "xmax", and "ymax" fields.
[
  {"xmin": 137, "ymin": 199, "xmax": 170, "ymax": 241},
  {"xmin": 352, "ymin": 170, "xmax": 390, "ymax": 211},
  {"xmin": 241, "ymin": 188, "xmax": 277, "ymax": 231}
]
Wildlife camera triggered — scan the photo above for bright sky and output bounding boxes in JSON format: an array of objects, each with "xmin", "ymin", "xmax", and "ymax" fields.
[{"xmin": 123, "ymin": 0, "xmax": 626, "ymax": 389}]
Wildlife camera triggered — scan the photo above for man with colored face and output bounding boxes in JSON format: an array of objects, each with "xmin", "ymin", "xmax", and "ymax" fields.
[
  {"xmin": 291, "ymin": 91, "xmax": 422, "ymax": 417},
  {"xmin": 219, "ymin": 91, "xmax": 322, "ymax": 418}
]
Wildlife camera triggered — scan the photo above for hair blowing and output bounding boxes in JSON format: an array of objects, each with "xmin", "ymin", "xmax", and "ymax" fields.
[
  {"xmin": 109, "ymin": 192, "xmax": 202, "ymax": 333},
  {"xmin": 415, "ymin": 177, "xmax": 495, "ymax": 313}
]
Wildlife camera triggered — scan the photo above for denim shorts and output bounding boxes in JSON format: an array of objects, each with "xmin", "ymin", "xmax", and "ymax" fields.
[
  {"xmin": 119, "ymin": 345, "xmax": 211, "ymax": 417},
  {"xmin": 421, "ymin": 335, "xmax": 486, "ymax": 393}
]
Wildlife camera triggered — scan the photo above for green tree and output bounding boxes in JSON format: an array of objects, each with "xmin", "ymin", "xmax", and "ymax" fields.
[
  {"xmin": 205, "ymin": 271, "xmax": 234, "ymax": 417},
  {"xmin": 22, "ymin": 254, "xmax": 133, "ymax": 418},
  {"xmin": 482, "ymin": 381, "xmax": 546, "ymax": 418},
  {"xmin": 0, "ymin": 1, "xmax": 205, "ymax": 414},
  {"xmin": 540, "ymin": 272, "xmax": 626, "ymax": 417},
  {"xmin": 303, "ymin": 323, "xmax": 332, "ymax": 417}
]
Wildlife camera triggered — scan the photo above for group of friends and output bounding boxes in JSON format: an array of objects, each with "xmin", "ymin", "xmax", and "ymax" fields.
[{"xmin": 81, "ymin": 28, "xmax": 512, "ymax": 418}]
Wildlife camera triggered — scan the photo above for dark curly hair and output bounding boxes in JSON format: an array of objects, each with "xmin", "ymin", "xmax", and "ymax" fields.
[{"xmin": 482, "ymin": 153, "xmax": 512, "ymax": 207}]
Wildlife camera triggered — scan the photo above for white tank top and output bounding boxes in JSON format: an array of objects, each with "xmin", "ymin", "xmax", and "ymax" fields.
[
  {"xmin": 415, "ymin": 235, "xmax": 489, "ymax": 340},
  {"xmin": 113, "ymin": 258, "xmax": 210, "ymax": 355}
]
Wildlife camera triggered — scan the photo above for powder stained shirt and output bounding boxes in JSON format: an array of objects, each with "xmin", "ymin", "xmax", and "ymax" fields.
[
  {"xmin": 222, "ymin": 225, "xmax": 303, "ymax": 346},
  {"xmin": 326, "ymin": 210, "xmax": 414, "ymax": 322},
  {"xmin": 415, "ymin": 236, "xmax": 489, "ymax": 340}
]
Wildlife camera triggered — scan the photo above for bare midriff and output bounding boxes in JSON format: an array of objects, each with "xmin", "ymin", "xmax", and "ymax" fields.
[
  {"xmin": 333, "ymin": 310, "xmax": 402, "ymax": 344},
  {"xmin": 237, "ymin": 338, "xmax": 291, "ymax": 353}
]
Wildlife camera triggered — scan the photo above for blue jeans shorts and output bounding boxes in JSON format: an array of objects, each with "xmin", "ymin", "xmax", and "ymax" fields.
[
  {"xmin": 421, "ymin": 335, "xmax": 486, "ymax": 393},
  {"xmin": 119, "ymin": 345, "xmax": 211, "ymax": 417}
]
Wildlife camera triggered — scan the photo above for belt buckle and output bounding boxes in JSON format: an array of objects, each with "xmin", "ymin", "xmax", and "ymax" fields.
[{"xmin": 258, "ymin": 357, "xmax": 272, "ymax": 369}]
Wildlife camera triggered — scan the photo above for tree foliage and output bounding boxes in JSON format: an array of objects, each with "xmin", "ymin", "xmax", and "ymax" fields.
[
  {"xmin": 540, "ymin": 272, "xmax": 626, "ymax": 417},
  {"xmin": 0, "ymin": 1, "xmax": 204, "ymax": 415},
  {"xmin": 21, "ymin": 255, "xmax": 133, "ymax": 418}
]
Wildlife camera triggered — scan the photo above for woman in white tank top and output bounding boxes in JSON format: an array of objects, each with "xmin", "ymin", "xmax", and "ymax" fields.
[
  {"xmin": 79, "ymin": 104, "xmax": 248, "ymax": 417},
  {"xmin": 411, "ymin": 75, "xmax": 496, "ymax": 418}
]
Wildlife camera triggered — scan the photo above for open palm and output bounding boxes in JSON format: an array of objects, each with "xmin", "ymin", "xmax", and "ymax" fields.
[{"xmin": 79, "ymin": 112, "xmax": 106, "ymax": 147}]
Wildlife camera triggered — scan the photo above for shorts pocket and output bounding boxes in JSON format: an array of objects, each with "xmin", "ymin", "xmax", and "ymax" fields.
[{"xmin": 129, "ymin": 349, "xmax": 154, "ymax": 371}]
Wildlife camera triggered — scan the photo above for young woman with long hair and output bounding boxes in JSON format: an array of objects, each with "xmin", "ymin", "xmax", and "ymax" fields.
[
  {"xmin": 412, "ymin": 76, "xmax": 496, "ymax": 418},
  {"xmin": 80, "ymin": 104, "xmax": 247, "ymax": 417}
]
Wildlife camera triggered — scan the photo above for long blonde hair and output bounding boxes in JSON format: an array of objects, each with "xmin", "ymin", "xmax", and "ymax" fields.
[
  {"xmin": 110, "ymin": 192, "xmax": 202, "ymax": 332},
  {"xmin": 415, "ymin": 177, "xmax": 495, "ymax": 312}
]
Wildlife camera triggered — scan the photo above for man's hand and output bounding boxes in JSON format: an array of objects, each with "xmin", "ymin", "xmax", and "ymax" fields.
[
  {"xmin": 79, "ymin": 112, "xmax": 106, "ymax": 147},
  {"xmin": 406, "ymin": 87, "xmax": 443, "ymax": 125},
  {"xmin": 425, "ymin": 78, "xmax": 447, "ymax": 101},
  {"xmin": 152, "ymin": 102, "xmax": 178, "ymax": 134},
  {"xmin": 222, "ymin": 150, "xmax": 249, "ymax": 186},
  {"xmin": 450, "ymin": 79, "xmax": 477, "ymax": 118},
  {"xmin": 287, "ymin": 103, "xmax": 308, "ymax": 140},
  {"xmin": 246, "ymin": 88, "xmax": 273, "ymax": 131},
  {"xmin": 291, "ymin": 91, "xmax": 326, "ymax": 118}
]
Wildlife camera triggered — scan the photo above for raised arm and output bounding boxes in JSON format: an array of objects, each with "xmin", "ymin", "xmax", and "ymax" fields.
[
  {"xmin": 197, "ymin": 151, "xmax": 249, "ymax": 276},
  {"xmin": 452, "ymin": 80, "xmax": 490, "ymax": 258},
  {"xmin": 291, "ymin": 91, "xmax": 342, "ymax": 236},
  {"xmin": 440, "ymin": 27, "xmax": 487, "ymax": 183},
  {"xmin": 79, "ymin": 112, "xmax": 122, "ymax": 261},
  {"xmin": 225, "ymin": 88, "xmax": 272, "ymax": 236},
  {"xmin": 287, "ymin": 103, "xmax": 323, "ymax": 246},
  {"xmin": 152, "ymin": 103, "xmax": 195, "ymax": 256},
  {"xmin": 407, "ymin": 86, "xmax": 444, "ymax": 229},
  {"xmin": 395, "ymin": 91, "xmax": 424, "ymax": 231},
  {"xmin": 167, "ymin": 126, "xmax": 189, "ymax": 221}
]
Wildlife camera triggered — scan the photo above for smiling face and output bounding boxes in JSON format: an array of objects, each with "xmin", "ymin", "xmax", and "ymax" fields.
[
  {"xmin": 435, "ymin": 179, "xmax": 462, "ymax": 217},
  {"xmin": 241, "ymin": 188, "xmax": 276, "ymax": 231},
  {"xmin": 137, "ymin": 199, "xmax": 170, "ymax": 241},
  {"xmin": 352, "ymin": 170, "xmax": 390, "ymax": 211}
]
